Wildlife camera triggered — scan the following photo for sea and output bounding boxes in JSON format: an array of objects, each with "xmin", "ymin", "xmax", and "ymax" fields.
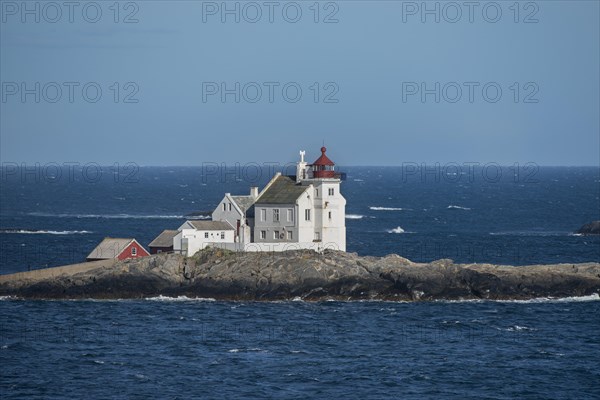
[{"xmin": 1, "ymin": 165, "xmax": 599, "ymax": 399}]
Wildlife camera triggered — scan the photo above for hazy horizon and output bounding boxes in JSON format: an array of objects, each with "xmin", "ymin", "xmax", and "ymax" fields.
[{"xmin": 1, "ymin": 1, "xmax": 599, "ymax": 166}]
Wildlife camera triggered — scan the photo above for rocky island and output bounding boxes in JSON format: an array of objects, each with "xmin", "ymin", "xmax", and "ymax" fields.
[
  {"xmin": 1, "ymin": 249, "xmax": 599, "ymax": 301},
  {"xmin": 576, "ymin": 221, "xmax": 600, "ymax": 235}
]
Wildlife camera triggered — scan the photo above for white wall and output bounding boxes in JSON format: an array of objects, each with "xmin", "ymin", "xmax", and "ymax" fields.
[
  {"xmin": 314, "ymin": 180, "xmax": 347, "ymax": 252},
  {"xmin": 211, "ymin": 241, "xmax": 342, "ymax": 253},
  {"xmin": 296, "ymin": 186, "xmax": 315, "ymax": 243},
  {"xmin": 175, "ymin": 228, "xmax": 235, "ymax": 256}
]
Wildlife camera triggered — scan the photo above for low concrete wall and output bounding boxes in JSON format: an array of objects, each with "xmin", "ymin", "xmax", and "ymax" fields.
[
  {"xmin": 206, "ymin": 241, "xmax": 342, "ymax": 253},
  {"xmin": 0, "ymin": 259, "xmax": 116, "ymax": 284}
]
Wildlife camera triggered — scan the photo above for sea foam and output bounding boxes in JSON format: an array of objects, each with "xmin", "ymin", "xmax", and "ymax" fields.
[
  {"xmin": 370, "ymin": 206, "xmax": 410, "ymax": 211},
  {"xmin": 27, "ymin": 212, "xmax": 187, "ymax": 219},
  {"xmin": 145, "ymin": 295, "xmax": 216, "ymax": 302},
  {"xmin": 387, "ymin": 226, "xmax": 405, "ymax": 234},
  {"xmin": 0, "ymin": 229, "xmax": 92, "ymax": 235},
  {"xmin": 447, "ymin": 205, "xmax": 471, "ymax": 210},
  {"xmin": 346, "ymin": 214, "xmax": 365, "ymax": 219}
]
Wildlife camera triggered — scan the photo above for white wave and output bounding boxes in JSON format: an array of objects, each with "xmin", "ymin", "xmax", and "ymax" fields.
[
  {"xmin": 145, "ymin": 295, "xmax": 216, "ymax": 302},
  {"xmin": 187, "ymin": 215, "xmax": 211, "ymax": 220},
  {"xmin": 497, "ymin": 293, "xmax": 600, "ymax": 303},
  {"xmin": 447, "ymin": 205, "xmax": 471, "ymax": 210},
  {"xmin": 441, "ymin": 293, "xmax": 600, "ymax": 304},
  {"xmin": 0, "ymin": 296, "xmax": 19, "ymax": 301},
  {"xmin": 346, "ymin": 214, "xmax": 364, "ymax": 219},
  {"xmin": 387, "ymin": 226, "xmax": 405, "ymax": 234},
  {"xmin": 370, "ymin": 206, "xmax": 410, "ymax": 211},
  {"xmin": 490, "ymin": 231, "xmax": 571, "ymax": 237},
  {"xmin": 510, "ymin": 325, "xmax": 536, "ymax": 331},
  {"xmin": 353, "ymin": 179, "xmax": 364, "ymax": 182},
  {"xmin": 228, "ymin": 348, "xmax": 266, "ymax": 353},
  {"xmin": 0, "ymin": 229, "xmax": 92, "ymax": 235},
  {"xmin": 28, "ymin": 212, "xmax": 185, "ymax": 219}
]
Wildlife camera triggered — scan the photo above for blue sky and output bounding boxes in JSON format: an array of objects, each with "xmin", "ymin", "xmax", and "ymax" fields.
[{"xmin": 1, "ymin": 0, "xmax": 599, "ymax": 166}]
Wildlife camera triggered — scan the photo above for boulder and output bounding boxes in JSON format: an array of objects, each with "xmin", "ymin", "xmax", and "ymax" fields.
[{"xmin": 576, "ymin": 221, "xmax": 600, "ymax": 235}]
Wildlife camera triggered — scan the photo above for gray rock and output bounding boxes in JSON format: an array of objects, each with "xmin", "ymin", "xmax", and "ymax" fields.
[
  {"xmin": 576, "ymin": 221, "xmax": 600, "ymax": 235},
  {"xmin": 1, "ymin": 248, "xmax": 599, "ymax": 301}
]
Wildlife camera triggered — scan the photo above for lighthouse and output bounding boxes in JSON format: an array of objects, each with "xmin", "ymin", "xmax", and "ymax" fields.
[
  {"xmin": 296, "ymin": 146, "xmax": 346, "ymax": 251},
  {"xmin": 178, "ymin": 145, "xmax": 346, "ymax": 254}
]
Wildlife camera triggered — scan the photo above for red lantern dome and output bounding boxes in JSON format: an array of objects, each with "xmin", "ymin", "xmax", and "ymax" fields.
[{"xmin": 311, "ymin": 146, "xmax": 335, "ymax": 178}]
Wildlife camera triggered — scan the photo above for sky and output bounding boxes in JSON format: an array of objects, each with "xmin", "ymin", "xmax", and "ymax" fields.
[{"xmin": 1, "ymin": 0, "xmax": 599, "ymax": 167}]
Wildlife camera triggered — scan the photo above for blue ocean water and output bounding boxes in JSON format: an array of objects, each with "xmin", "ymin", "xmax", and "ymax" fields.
[
  {"xmin": 1, "ymin": 165, "xmax": 598, "ymax": 273},
  {"xmin": 1, "ymin": 297, "xmax": 600, "ymax": 399},
  {"xmin": 1, "ymin": 166, "xmax": 599, "ymax": 398}
]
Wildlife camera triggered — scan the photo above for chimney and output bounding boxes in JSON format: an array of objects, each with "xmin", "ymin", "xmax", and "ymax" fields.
[{"xmin": 250, "ymin": 187, "xmax": 258, "ymax": 198}]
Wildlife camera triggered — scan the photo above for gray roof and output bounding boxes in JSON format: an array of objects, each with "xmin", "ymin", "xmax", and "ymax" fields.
[
  {"xmin": 187, "ymin": 220, "xmax": 234, "ymax": 230},
  {"xmin": 87, "ymin": 238, "xmax": 135, "ymax": 260},
  {"xmin": 230, "ymin": 195, "xmax": 256, "ymax": 213},
  {"xmin": 148, "ymin": 230, "xmax": 177, "ymax": 248},
  {"xmin": 256, "ymin": 175, "xmax": 307, "ymax": 204}
]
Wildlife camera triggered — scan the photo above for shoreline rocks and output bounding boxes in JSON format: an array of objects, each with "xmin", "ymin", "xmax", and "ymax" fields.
[
  {"xmin": 576, "ymin": 221, "xmax": 600, "ymax": 235},
  {"xmin": 1, "ymin": 249, "xmax": 599, "ymax": 301}
]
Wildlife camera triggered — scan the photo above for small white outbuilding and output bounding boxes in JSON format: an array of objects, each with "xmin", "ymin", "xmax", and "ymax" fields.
[{"xmin": 173, "ymin": 220, "xmax": 235, "ymax": 256}]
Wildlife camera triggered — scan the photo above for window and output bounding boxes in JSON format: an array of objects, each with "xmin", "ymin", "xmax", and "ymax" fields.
[
  {"xmin": 287, "ymin": 209, "xmax": 294, "ymax": 222},
  {"xmin": 305, "ymin": 209, "xmax": 311, "ymax": 221},
  {"xmin": 131, "ymin": 247, "xmax": 137, "ymax": 256},
  {"xmin": 273, "ymin": 209, "xmax": 280, "ymax": 222},
  {"xmin": 221, "ymin": 232, "xmax": 225, "ymax": 239},
  {"xmin": 261, "ymin": 209, "xmax": 267, "ymax": 221},
  {"xmin": 328, "ymin": 211, "xmax": 332, "ymax": 220},
  {"xmin": 328, "ymin": 188, "xmax": 334, "ymax": 196},
  {"xmin": 228, "ymin": 203, "xmax": 232, "ymax": 211},
  {"xmin": 287, "ymin": 231, "xmax": 293, "ymax": 240},
  {"xmin": 204, "ymin": 232, "xmax": 209, "ymax": 238},
  {"xmin": 260, "ymin": 230, "xmax": 266, "ymax": 239},
  {"xmin": 274, "ymin": 230, "xmax": 279, "ymax": 239},
  {"xmin": 223, "ymin": 203, "xmax": 226, "ymax": 211},
  {"xmin": 316, "ymin": 189, "xmax": 319, "ymax": 197}
]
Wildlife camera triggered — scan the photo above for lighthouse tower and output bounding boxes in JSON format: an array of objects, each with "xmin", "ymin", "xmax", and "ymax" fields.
[{"xmin": 296, "ymin": 147, "xmax": 346, "ymax": 251}]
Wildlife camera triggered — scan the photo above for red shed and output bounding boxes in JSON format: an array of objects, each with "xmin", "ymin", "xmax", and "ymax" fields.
[{"xmin": 86, "ymin": 237, "xmax": 150, "ymax": 262}]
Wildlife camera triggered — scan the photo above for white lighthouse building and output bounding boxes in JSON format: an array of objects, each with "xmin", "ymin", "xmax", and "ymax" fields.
[
  {"xmin": 252, "ymin": 147, "xmax": 346, "ymax": 251},
  {"xmin": 167, "ymin": 147, "xmax": 346, "ymax": 255}
]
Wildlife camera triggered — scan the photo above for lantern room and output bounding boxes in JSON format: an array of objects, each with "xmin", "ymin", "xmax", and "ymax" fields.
[{"xmin": 311, "ymin": 146, "xmax": 336, "ymax": 178}]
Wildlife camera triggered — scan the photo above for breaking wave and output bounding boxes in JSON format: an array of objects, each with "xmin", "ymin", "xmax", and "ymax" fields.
[
  {"xmin": 447, "ymin": 205, "xmax": 471, "ymax": 210},
  {"xmin": 187, "ymin": 215, "xmax": 211, "ymax": 220},
  {"xmin": 387, "ymin": 226, "xmax": 405, "ymax": 234},
  {"xmin": 490, "ymin": 231, "xmax": 572, "ymax": 237},
  {"xmin": 494, "ymin": 293, "xmax": 600, "ymax": 303},
  {"xmin": 440, "ymin": 293, "xmax": 600, "ymax": 304},
  {"xmin": 346, "ymin": 214, "xmax": 365, "ymax": 220},
  {"xmin": 0, "ymin": 229, "xmax": 92, "ymax": 235},
  {"xmin": 145, "ymin": 295, "xmax": 216, "ymax": 302},
  {"xmin": 27, "ymin": 212, "xmax": 186, "ymax": 219},
  {"xmin": 370, "ymin": 206, "xmax": 410, "ymax": 211}
]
